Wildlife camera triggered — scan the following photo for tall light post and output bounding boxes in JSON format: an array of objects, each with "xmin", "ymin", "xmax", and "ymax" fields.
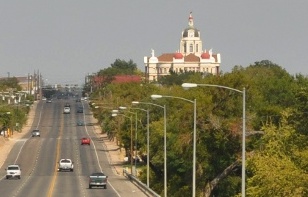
[
  {"xmin": 119, "ymin": 106, "xmax": 139, "ymax": 176},
  {"xmin": 132, "ymin": 101, "xmax": 166, "ymax": 197},
  {"xmin": 112, "ymin": 111, "xmax": 134, "ymax": 174},
  {"xmin": 151, "ymin": 94, "xmax": 197, "ymax": 197},
  {"xmin": 182, "ymin": 83, "xmax": 246, "ymax": 197},
  {"xmin": 130, "ymin": 107, "xmax": 149, "ymax": 182}
]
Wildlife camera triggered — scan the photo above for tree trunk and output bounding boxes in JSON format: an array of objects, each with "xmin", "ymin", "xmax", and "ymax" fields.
[{"xmin": 203, "ymin": 160, "xmax": 241, "ymax": 197}]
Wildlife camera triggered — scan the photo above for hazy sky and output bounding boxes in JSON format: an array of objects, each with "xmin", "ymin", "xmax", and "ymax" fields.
[{"xmin": 1, "ymin": 1, "xmax": 308, "ymax": 85}]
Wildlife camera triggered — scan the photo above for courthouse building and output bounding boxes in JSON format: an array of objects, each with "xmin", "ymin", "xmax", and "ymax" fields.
[{"xmin": 144, "ymin": 13, "xmax": 221, "ymax": 82}]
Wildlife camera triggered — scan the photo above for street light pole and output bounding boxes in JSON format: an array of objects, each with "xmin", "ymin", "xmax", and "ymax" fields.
[
  {"xmin": 119, "ymin": 107, "xmax": 138, "ymax": 176},
  {"xmin": 182, "ymin": 83, "xmax": 246, "ymax": 197},
  {"xmin": 151, "ymin": 94, "xmax": 197, "ymax": 197},
  {"xmin": 130, "ymin": 107, "xmax": 149, "ymax": 185},
  {"xmin": 132, "ymin": 101, "xmax": 166, "ymax": 197},
  {"xmin": 112, "ymin": 112, "xmax": 134, "ymax": 174},
  {"xmin": 146, "ymin": 109, "xmax": 149, "ymax": 186}
]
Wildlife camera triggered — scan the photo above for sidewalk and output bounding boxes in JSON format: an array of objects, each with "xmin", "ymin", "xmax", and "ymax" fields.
[{"xmin": 0, "ymin": 102, "xmax": 37, "ymax": 168}]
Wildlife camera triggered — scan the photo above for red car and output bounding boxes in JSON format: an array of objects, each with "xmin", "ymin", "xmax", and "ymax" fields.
[{"xmin": 81, "ymin": 137, "xmax": 91, "ymax": 145}]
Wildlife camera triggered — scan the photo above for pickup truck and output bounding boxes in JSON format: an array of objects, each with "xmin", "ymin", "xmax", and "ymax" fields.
[
  {"xmin": 58, "ymin": 159, "xmax": 74, "ymax": 172},
  {"xmin": 5, "ymin": 164, "xmax": 21, "ymax": 179},
  {"xmin": 89, "ymin": 172, "xmax": 108, "ymax": 189}
]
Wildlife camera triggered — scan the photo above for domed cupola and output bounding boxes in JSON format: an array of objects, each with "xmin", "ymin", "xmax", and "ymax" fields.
[
  {"xmin": 201, "ymin": 51, "xmax": 210, "ymax": 59},
  {"xmin": 174, "ymin": 51, "xmax": 183, "ymax": 59},
  {"xmin": 180, "ymin": 12, "xmax": 203, "ymax": 56},
  {"xmin": 182, "ymin": 12, "xmax": 199, "ymax": 38},
  {"xmin": 183, "ymin": 28, "xmax": 200, "ymax": 38}
]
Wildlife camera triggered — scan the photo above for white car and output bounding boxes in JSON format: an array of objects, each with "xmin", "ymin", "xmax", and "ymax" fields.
[
  {"xmin": 32, "ymin": 129, "xmax": 40, "ymax": 137},
  {"xmin": 58, "ymin": 159, "xmax": 74, "ymax": 172},
  {"xmin": 63, "ymin": 107, "xmax": 71, "ymax": 114},
  {"xmin": 6, "ymin": 164, "xmax": 21, "ymax": 179}
]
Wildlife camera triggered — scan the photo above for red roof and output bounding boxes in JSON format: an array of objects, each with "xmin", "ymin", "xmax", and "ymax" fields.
[
  {"xmin": 93, "ymin": 75, "xmax": 142, "ymax": 86},
  {"xmin": 184, "ymin": 53, "xmax": 200, "ymax": 62},
  {"xmin": 155, "ymin": 53, "xmax": 218, "ymax": 62},
  {"xmin": 113, "ymin": 75, "xmax": 142, "ymax": 83}
]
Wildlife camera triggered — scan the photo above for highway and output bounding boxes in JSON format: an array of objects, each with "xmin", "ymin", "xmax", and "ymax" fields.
[{"xmin": 0, "ymin": 97, "xmax": 147, "ymax": 197}]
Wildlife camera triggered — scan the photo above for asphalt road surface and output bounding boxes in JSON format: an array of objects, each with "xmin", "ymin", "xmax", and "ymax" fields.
[{"xmin": 0, "ymin": 97, "xmax": 147, "ymax": 197}]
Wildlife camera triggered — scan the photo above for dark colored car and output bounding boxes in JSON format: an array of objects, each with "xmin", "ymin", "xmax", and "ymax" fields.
[
  {"xmin": 89, "ymin": 172, "xmax": 108, "ymax": 189},
  {"xmin": 77, "ymin": 107, "xmax": 83, "ymax": 113},
  {"xmin": 77, "ymin": 121, "xmax": 84, "ymax": 126}
]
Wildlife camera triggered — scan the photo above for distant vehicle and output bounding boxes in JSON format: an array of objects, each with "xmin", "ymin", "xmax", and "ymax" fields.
[
  {"xmin": 65, "ymin": 103, "xmax": 70, "ymax": 107},
  {"xmin": 58, "ymin": 159, "xmax": 74, "ymax": 172},
  {"xmin": 81, "ymin": 97, "xmax": 88, "ymax": 101},
  {"xmin": 89, "ymin": 172, "xmax": 108, "ymax": 189},
  {"xmin": 63, "ymin": 107, "xmax": 71, "ymax": 114},
  {"xmin": 76, "ymin": 98, "xmax": 81, "ymax": 102},
  {"xmin": 46, "ymin": 98, "xmax": 52, "ymax": 103},
  {"xmin": 42, "ymin": 97, "xmax": 47, "ymax": 101},
  {"xmin": 77, "ymin": 121, "xmax": 84, "ymax": 126},
  {"xmin": 5, "ymin": 164, "xmax": 21, "ymax": 179},
  {"xmin": 32, "ymin": 129, "xmax": 40, "ymax": 137},
  {"xmin": 81, "ymin": 137, "xmax": 90, "ymax": 145},
  {"xmin": 77, "ymin": 106, "xmax": 83, "ymax": 113}
]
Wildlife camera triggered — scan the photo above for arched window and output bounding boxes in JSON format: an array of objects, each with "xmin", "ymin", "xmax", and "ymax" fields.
[{"xmin": 190, "ymin": 44, "xmax": 193, "ymax": 52}]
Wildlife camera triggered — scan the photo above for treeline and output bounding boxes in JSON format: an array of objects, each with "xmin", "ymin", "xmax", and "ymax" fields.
[
  {"xmin": 87, "ymin": 59, "xmax": 308, "ymax": 196},
  {"xmin": 0, "ymin": 77, "xmax": 30, "ymax": 136}
]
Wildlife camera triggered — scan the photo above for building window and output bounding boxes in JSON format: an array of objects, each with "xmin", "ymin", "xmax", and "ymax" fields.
[
  {"xmin": 184, "ymin": 44, "xmax": 186, "ymax": 53},
  {"xmin": 196, "ymin": 44, "xmax": 198, "ymax": 52},
  {"xmin": 190, "ymin": 44, "xmax": 193, "ymax": 52}
]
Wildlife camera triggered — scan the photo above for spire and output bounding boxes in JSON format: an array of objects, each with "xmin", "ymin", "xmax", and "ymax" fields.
[{"xmin": 188, "ymin": 12, "xmax": 194, "ymax": 27}]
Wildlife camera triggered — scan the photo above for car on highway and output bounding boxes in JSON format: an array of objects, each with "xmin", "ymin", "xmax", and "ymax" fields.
[
  {"xmin": 46, "ymin": 98, "xmax": 52, "ymax": 103},
  {"xmin": 77, "ymin": 106, "xmax": 83, "ymax": 113},
  {"xmin": 77, "ymin": 120, "xmax": 84, "ymax": 126},
  {"xmin": 32, "ymin": 129, "xmax": 40, "ymax": 137},
  {"xmin": 63, "ymin": 106, "xmax": 71, "ymax": 114},
  {"xmin": 5, "ymin": 164, "xmax": 21, "ymax": 179},
  {"xmin": 58, "ymin": 159, "xmax": 74, "ymax": 172},
  {"xmin": 81, "ymin": 137, "xmax": 90, "ymax": 145},
  {"xmin": 89, "ymin": 172, "xmax": 108, "ymax": 189}
]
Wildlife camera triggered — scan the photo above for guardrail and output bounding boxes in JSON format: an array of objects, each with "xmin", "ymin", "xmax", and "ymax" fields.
[{"xmin": 123, "ymin": 169, "xmax": 160, "ymax": 197}]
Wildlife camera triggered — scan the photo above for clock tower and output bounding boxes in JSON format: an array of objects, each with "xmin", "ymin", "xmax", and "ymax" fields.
[
  {"xmin": 180, "ymin": 12, "xmax": 203, "ymax": 56},
  {"xmin": 144, "ymin": 12, "xmax": 221, "ymax": 82}
]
